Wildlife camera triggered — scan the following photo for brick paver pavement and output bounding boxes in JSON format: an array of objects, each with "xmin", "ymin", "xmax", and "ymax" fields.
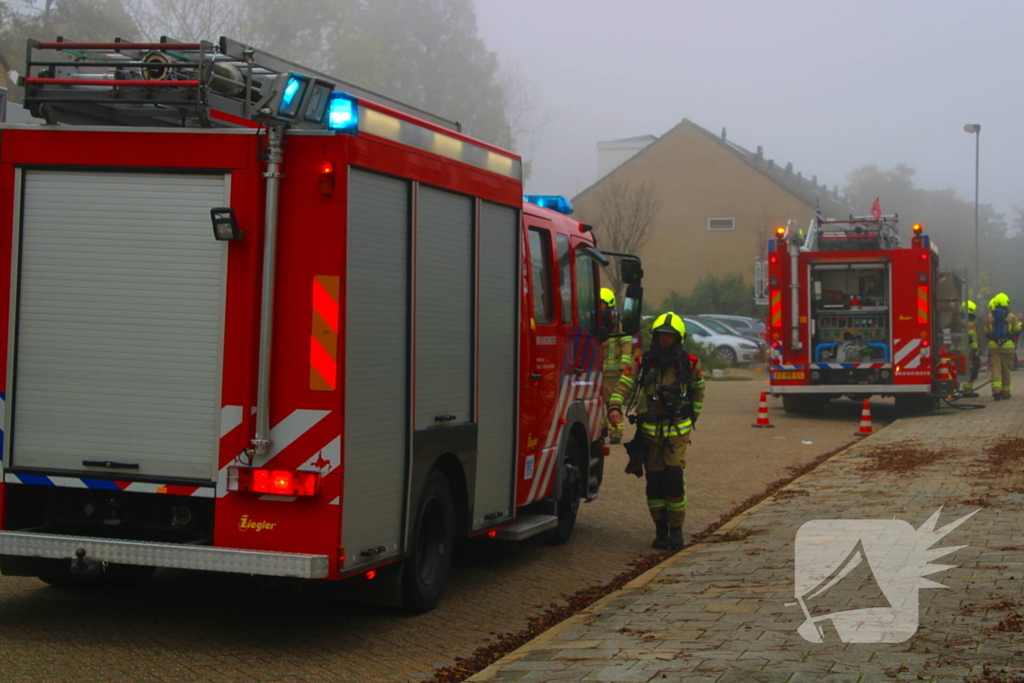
[{"xmin": 469, "ymin": 394, "xmax": 1024, "ymax": 682}]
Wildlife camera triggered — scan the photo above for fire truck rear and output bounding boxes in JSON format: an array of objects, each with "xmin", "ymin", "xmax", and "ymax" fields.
[
  {"xmin": 767, "ymin": 215, "xmax": 966, "ymax": 414},
  {"xmin": 0, "ymin": 38, "xmax": 643, "ymax": 612}
]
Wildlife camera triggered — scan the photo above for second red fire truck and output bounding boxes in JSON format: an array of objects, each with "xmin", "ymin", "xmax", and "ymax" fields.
[
  {"xmin": 0, "ymin": 37, "xmax": 643, "ymax": 612},
  {"xmin": 766, "ymin": 214, "xmax": 966, "ymax": 413}
]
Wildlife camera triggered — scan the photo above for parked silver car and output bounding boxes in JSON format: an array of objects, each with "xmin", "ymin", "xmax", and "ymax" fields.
[
  {"xmin": 682, "ymin": 316, "xmax": 762, "ymax": 366},
  {"xmin": 698, "ymin": 314, "xmax": 766, "ymax": 340}
]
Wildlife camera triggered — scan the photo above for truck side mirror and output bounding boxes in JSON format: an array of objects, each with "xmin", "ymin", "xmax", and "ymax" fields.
[
  {"xmin": 620, "ymin": 258, "xmax": 644, "ymax": 286},
  {"xmin": 621, "ymin": 283, "xmax": 643, "ymax": 335}
]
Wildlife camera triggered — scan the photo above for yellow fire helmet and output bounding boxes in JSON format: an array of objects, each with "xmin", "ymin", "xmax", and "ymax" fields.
[
  {"xmin": 989, "ymin": 293, "xmax": 1010, "ymax": 310},
  {"xmin": 600, "ymin": 287, "xmax": 616, "ymax": 308},
  {"xmin": 963, "ymin": 300, "xmax": 977, "ymax": 314},
  {"xmin": 651, "ymin": 312, "xmax": 686, "ymax": 340}
]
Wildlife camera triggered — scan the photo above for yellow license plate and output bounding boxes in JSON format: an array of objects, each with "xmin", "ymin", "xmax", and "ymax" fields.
[{"xmin": 773, "ymin": 372, "xmax": 805, "ymax": 380}]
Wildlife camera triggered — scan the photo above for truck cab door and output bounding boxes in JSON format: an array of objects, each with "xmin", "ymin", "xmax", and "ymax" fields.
[{"xmin": 518, "ymin": 223, "xmax": 564, "ymax": 505}]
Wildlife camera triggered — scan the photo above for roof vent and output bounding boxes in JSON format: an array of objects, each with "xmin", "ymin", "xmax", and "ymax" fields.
[
  {"xmin": 721, "ymin": 127, "xmax": 727, "ymax": 141},
  {"xmin": 785, "ymin": 162, "xmax": 793, "ymax": 176},
  {"xmin": 756, "ymin": 145, "xmax": 763, "ymax": 158}
]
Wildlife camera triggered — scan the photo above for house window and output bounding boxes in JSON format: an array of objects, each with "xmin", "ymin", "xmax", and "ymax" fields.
[{"xmin": 707, "ymin": 218, "xmax": 735, "ymax": 231}]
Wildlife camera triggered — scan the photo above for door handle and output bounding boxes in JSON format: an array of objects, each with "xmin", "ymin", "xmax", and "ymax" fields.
[
  {"xmin": 530, "ymin": 373, "xmax": 542, "ymax": 381},
  {"xmin": 434, "ymin": 414, "xmax": 456, "ymax": 423}
]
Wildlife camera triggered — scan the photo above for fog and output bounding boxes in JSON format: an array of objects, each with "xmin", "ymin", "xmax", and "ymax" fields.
[{"xmin": 476, "ymin": 0, "xmax": 1023, "ymax": 218}]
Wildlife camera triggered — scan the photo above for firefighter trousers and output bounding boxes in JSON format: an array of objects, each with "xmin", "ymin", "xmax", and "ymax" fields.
[
  {"xmin": 989, "ymin": 347, "xmax": 1014, "ymax": 397},
  {"xmin": 603, "ymin": 373, "xmax": 624, "ymax": 439},
  {"xmin": 644, "ymin": 433, "xmax": 689, "ymax": 528}
]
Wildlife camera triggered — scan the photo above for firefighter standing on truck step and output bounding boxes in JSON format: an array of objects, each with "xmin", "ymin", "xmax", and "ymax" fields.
[
  {"xmin": 607, "ymin": 313, "xmax": 704, "ymax": 550},
  {"xmin": 984, "ymin": 293, "xmax": 1021, "ymax": 401},
  {"xmin": 600, "ymin": 288, "xmax": 633, "ymax": 444},
  {"xmin": 962, "ymin": 300, "xmax": 981, "ymax": 398}
]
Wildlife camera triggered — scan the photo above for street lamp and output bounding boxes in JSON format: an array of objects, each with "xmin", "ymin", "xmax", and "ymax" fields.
[{"xmin": 964, "ymin": 123, "xmax": 981, "ymax": 303}]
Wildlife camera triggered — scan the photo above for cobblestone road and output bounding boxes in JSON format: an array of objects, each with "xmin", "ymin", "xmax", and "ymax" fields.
[
  {"xmin": 469, "ymin": 379, "xmax": 1022, "ymax": 682},
  {"xmin": 0, "ymin": 370, "xmax": 899, "ymax": 683}
]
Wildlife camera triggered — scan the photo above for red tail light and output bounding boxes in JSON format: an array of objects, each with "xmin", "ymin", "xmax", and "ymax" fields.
[{"xmin": 229, "ymin": 467, "xmax": 321, "ymax": 497}]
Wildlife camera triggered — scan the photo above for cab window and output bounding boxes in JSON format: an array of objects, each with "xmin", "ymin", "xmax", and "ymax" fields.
[
  {"xmin": 528, "ymin": 228, "xmax": 553, "ymax": 324},
  {"xmin": 556, "ymin": 233, "xmax": 572, "ymax": 325},
  {"xmin": 574, "ymin": 248, "xmax": 598, "ymax": 329}
]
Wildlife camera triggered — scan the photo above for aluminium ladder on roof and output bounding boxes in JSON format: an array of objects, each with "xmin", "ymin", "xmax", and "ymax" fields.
[{"xmin": 20, "ymin": 35, "xmax": 459, "ymax": 131}]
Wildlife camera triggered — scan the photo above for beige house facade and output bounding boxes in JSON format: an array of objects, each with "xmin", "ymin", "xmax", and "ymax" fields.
[{"xmin": 574, "ymin": 119, "xmax": 849, "ymax": 309}]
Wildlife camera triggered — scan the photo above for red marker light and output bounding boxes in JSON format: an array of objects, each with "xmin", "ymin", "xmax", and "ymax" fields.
[
  {"xmin": 229, "ymin": 467, "xmax": 321, "ymax": 497},
  {"xmin": 366, "ymin": 570, "xmax": 377, "ymax": 580},
  {"xmin": 769, "ymin": 255, "xmax": 778, "ymax": 264},
  {"xmin": 922, "ymin": 340, "xmax": 930, "ymax": 347},
  {"xmin": 319, "ymin": 159, "xmax": 336, "ymax": 195},
  {"xmin": 920, "ymin": 253, "xmax": 928, "ymax": 260},
  {"xmin": 487, "ymin": 530, "xmax": 497, "ymax": 538}
]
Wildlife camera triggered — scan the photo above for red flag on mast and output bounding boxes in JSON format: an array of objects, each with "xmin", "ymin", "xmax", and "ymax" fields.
[{"xmin": 870, "ymin": 198, "xmax": 881, "ymax": 220}]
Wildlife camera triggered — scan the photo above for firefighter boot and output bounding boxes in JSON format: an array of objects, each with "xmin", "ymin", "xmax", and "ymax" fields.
[
  {"xmin": 652, "ymin": 519, "xmax": 669, "ymax": 550},
  {"xmin": 668, "ymin": 526, "xmax": 685, "ymax": 550}
]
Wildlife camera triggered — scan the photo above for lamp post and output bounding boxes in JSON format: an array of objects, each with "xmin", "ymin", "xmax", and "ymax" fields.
[{"xmin": 964, "ymin": 123, "xmax": 981, "ymax": 302}]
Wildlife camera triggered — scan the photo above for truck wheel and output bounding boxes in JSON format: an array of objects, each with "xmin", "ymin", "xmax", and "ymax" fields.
[
  {"xmin": 401, "ymin": 470, "xmax": 454, "ymax": 614},
  {"xmin": 716, "ymin": 346, "xmax": 738, "ymax": 367},
  {"xmin": 895, "ymin": 394, "xmax": 937, "ymax": 414},
  {"xmin": 782, "ymin": 395, "xmax": 824, "ymax": 414},
  {"xmin": 542, "ymin": 437, "xmax": 583, "ymax": 546}
]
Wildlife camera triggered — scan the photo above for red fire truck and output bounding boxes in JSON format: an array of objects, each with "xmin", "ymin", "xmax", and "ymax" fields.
[
  {"xmin": 0, "ymin": 38, "xmax": 643, "ymax": 612},
  {"xmin": 766, "ymin": 214, "xmax": 966, "ymax": 414}
]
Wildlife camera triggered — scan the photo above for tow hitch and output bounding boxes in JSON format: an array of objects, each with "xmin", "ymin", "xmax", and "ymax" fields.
[{"xmin": 69, "ymin": 547, "xmax": 104, "ymax": 577}]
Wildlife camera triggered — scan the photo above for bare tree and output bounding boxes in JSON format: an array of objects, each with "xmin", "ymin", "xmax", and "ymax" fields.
[
  {"xmin": 580, "ymin": 178, "xmax": 663, "ymax": 295},
  {"xmin": 123, "ymin": 0, "xmax": 239, "ymax": 41},
  {"xmin": 496, "ymin": 62, "xmax": 553, "ymax": 179}
]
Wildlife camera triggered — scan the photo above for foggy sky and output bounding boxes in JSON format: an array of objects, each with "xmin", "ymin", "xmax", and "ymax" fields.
[{"xmin": 476, "ymin": 0, "xmax": 1023, "ymax": 223}]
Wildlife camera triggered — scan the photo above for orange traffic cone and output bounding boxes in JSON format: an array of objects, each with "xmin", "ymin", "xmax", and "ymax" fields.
[
  {"xmin": 752, "ymin": 391, "xmax": 774, "ymax": 428},
  {"xmin": 854, "ymin": 399, "xmax": 873, "ymax": 437}
]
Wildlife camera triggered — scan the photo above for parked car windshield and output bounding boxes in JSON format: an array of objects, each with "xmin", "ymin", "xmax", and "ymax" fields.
[{"xmin": 698, "ymin": 317, "xmax": 743, "ymax": 336}]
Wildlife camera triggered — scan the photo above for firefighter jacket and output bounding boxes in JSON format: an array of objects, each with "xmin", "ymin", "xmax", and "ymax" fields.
[
  {"xmin": 984, "ymin": 311, "xmax": 1022, "ymax": 349},
  {"xmin": 607, "ymin": 352, "xmax": 705, "ymax": 439},
  {"xmin": 968, "ymin": 321, "xmax": 979, "ymax": 355},
  {"xmin": 603, "ymin": 336, "xmax": 634, "ymax": 375}
]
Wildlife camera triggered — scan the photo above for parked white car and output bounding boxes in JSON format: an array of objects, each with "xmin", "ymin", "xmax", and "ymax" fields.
[{"xmin": 683, "ymin": 316, "xmax": 762, "ymax": 366}]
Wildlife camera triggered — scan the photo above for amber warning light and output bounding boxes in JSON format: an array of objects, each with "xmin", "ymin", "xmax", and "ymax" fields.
[
  {"xmin": 913, "ymin": 223, "xmax": 923, "ymax": 234},
  {"xmin": 229, "ymin": 467, "xmax": 321, "ymax": 497}
]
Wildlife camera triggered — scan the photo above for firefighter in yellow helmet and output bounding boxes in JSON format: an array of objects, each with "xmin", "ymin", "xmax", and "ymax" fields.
[
  {"xmin": 984, "ymin": 293, "xmax": 1021, "ymax": 400},
  {"xmin": 599, "ymin": 288, "xmax": 633, "ymax": 444},
  {"xmin": 962, "ymin": 300, "xmax": 981, "ymax": 398},
  {"xmin": 607, "ymin": 313, "xmax": 705, "ymax": 550}
]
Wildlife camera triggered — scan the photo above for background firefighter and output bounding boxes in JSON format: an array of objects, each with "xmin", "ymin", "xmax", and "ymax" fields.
[
  {"xmin": 600, "ymin": 288, "xmax": 633, "ymax": 444},
  {"xmin": 984, "ymin": 293, "xmax": 1022, "ymax": 401},
  {"xmin": 962, "ymin": 300, "xmax": 981, "ymax": 398},
  {"xmin": 607, "ymin": 313, "xmax": 705, "ymax": 550}
]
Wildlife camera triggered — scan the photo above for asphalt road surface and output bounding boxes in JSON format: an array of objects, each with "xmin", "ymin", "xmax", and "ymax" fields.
[{"xmin": 0, "ymin": 369, "xmax": 901, "ymax": 683}]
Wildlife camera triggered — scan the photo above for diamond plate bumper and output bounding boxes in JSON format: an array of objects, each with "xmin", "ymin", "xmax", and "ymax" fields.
[{"xmin": 0, "ymin": 531, "xmax": 330, "ymax": 579}]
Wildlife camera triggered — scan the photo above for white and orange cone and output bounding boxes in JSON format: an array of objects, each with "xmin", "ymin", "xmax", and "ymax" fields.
[
  {"xmin": 854, "ymin": 398, "xmax": 874, "ymax": 437},
  {"xmin": 752, "ymin": 391, "xmax": 774, "ymax": 428}
]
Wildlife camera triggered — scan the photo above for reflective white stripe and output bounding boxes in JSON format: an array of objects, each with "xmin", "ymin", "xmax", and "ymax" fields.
[
  {"xmin": 530, "ymin": 375, "xmax": 572, "ymax": 503},
  {"xmin": 267, "ymin": 409, "xmax": 332, "ymax": 458},
  {"xmin": 299, "ymin": 435, "xmax": 341, "ymax": 474},
  {"xmin": 894, "ymin": 339, "xmax": 921, "ymax": 366},
  {"xmin": 220, "ymin": 405, "xmax": 244, "ymax": 438}
]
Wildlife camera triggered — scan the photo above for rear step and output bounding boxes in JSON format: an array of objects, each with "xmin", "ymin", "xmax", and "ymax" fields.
[{"xmin": 493, "ymin": 514, "xmax": 557, "ymax": 541}]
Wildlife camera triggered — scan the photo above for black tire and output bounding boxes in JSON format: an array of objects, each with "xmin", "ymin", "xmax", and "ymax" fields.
[
  {"xmin": 895, "ymin": 394, "xmax": 938, "ymax": 414},
  {"xmin": 39, "ymin": 563, "xmax": 154, "ymax": 589},
  {"xmin": 715, "ymin": 346, "xmax": 738, "ymax": 367},
  {"xmin": 401, "ymin": 470, "xmax": 454, "ymax": 614},
  {"xmin": 543, "ymin": 437, "xmax": 584, "ymax": 546},
  {"xmin": 782, "ymin": 395, "xmax": 825, "ymax": 414}
]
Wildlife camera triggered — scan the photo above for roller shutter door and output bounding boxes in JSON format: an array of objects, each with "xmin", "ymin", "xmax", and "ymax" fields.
[
  {"xmin": 11, "ymin": 170, "xmax": 227, "ymax": 482},
  {"xmin": 343, "ymin": 168, "xmax": 410, "ymax": 569}
]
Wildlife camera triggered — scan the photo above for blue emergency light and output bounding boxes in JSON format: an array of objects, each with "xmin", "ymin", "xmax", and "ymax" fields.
[
  {"xmin": 524, "ymin": 195, "xmax": 574, "ymax": 215},
  {"xmin": 327, "ymin": 93, "xmax": 358, "ymax": 133},
  {"xmin": 278, "ymin": 74, "xmax": 309, "ymax": 118}
]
